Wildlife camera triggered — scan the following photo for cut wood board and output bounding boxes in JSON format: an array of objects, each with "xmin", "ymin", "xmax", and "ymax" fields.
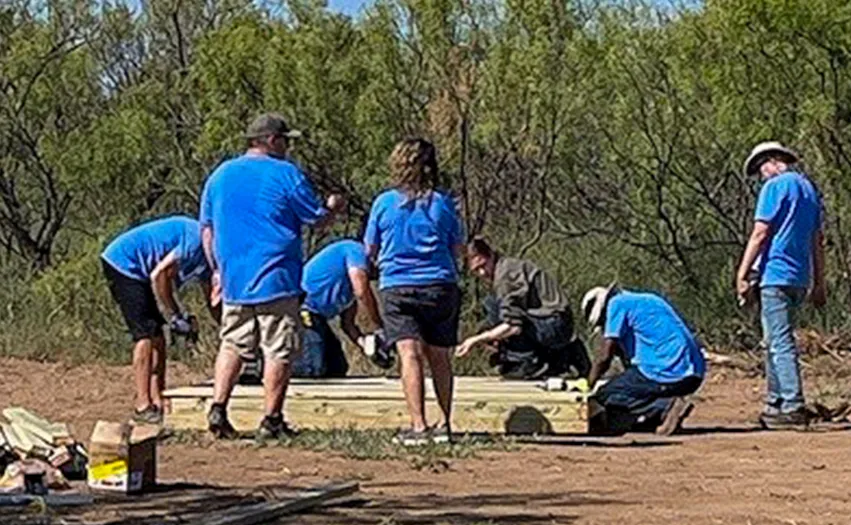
[
  {"xmin": 2, "ymin": 407, "xmax": 71, "ymax": 445},
  {"xmin": 0, "ymin": 422, "xmax": 34, "ymax": 455},
  {"xmin": 185, "ymin": 481, "xmax": 358, "ymax": 525},
  {"xmin": 164, "ymin": 377, "xmax": 589, "ymax": 434}
]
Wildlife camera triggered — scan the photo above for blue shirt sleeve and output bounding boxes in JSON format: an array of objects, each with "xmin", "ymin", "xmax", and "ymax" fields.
[
  {"xmin": 346, "ymin": 244, "xmax": 369, "ymax": 271},
  {"xmin": 755, "ymin": 180, "xmax": 783, "ymax": 226},
  {"xmin": 603, "ymin": 297, "xmax": 629, "ymax": 340},
  {"xmin": 289, "ymin": 171, "xmax": 328, "ymax": 226},
  {"xmin": 364, "ymin": 199, "xmax": 382, "ymax": 248}
]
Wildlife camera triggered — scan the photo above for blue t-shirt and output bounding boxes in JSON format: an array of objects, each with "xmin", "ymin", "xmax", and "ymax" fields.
[
  {"xmin": 755, "ymin": 171, "xmax": 822, "ymax": 288},
  {"xmin": 101, "ymin": 216, "xmax": 209, "ymax": 287},
  {"xmin": 604, "ymin": 291, "xmax": 705, "ymax": 383},
  {"xmin": 302, "ymin": 240, "xmax": 369, "ymax": 318},
  {"xmin": 199, "ymin": 154, "xmax": 327, "ymax": 305},
  {"xmin": 364, "ymin": 189, "xmax": 463, "ymax": 289}
]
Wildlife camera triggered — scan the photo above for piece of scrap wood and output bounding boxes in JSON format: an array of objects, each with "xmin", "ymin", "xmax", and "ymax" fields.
[
  {"xmin": 187, "ymin": 481, "xmax": 359, "ymax": 525},
  {"xmin": 3, "ymin": 408, "xmax": 70, "ymax": 445},
  {"xmin": 0, "ymin": 422, "xmax": 34, "ymax": 455}
]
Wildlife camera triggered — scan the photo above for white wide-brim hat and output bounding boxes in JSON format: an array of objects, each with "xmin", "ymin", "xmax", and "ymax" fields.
[
  {"xmin": 581, "ymin": 282, "xmax": 618, "ymax": 328},
  {"xmin": 743, "ymin": 141, "xmax": 799, "ymax": 176}
]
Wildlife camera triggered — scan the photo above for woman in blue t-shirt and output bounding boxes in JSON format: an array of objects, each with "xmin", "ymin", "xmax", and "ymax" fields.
[{"xmin": 364, "ymin": 138, "xmax": 465, "ymax": 446}]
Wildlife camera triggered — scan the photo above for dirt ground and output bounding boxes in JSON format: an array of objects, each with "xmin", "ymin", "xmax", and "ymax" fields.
[{"xmin": 2, "ymin": 357, "xmax": 851, "ymax": 525}]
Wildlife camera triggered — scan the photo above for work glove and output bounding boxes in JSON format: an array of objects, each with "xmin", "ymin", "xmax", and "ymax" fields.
[
  {"xmin": 169, "ymin": 312, "xmax": 196, "ymax": 337},
  {"xmin": 359, "ymin": 330, "xmax": 394, "ymax": 369}
]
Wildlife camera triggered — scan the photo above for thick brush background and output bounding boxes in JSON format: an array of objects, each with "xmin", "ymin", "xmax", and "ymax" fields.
[{"xmin": 2, "ymin": 0, "xmax": 850, "ymax": 371}]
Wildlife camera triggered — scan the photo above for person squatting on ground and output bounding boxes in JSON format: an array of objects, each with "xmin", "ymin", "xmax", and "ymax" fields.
[
  {"xmin": 581, "ymin": 284, "xmax": 705, "ymax": 436},
  {"xmin": 200, "ymin": 113, "xmax": 345, "ymax": 440},
  {"xmin": 101, "ymin": 216, "xmax": 218, "ymax": 425},
  {"xmin": 291, "ymin": 239, "xmax": 392, "ymax": 377},
  {"xmin": 456, "ymin": 238, "xmax": 591, "ymax": 379},
  {"xmin": 736, "ymin": 142, "xmax": 826, "ymax": 430},
  {"xmin": 364, "ymin": 138, "xmax": 465, "ymax": 447}
]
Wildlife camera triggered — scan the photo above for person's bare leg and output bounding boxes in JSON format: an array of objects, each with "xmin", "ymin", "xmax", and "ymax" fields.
[
  {"xmin": 149, "ymin": 335, "xmax": 166, "ymax": 409},
  {"xmin": 424, "ymin": 345, "xmax": 453, "ymax": 428},
  {"xmin": 132, "ymin": 338, "xmax": 154, "ymax": 411},
  {"xmin": 397, "ymin": 338, "xmax": 427, "ymax": 431},
  {"xmin": 212, "ymin": 346, "xmax": 242, "ymax": 405},
  {"xmin": 263, "ymin": 358, "xmax": 291, "ymax": 416}
]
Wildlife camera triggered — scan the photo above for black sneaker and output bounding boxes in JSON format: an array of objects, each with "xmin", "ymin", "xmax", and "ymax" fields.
[
  {"xmin": 392, "ymin": 427, "xmax": 431, "ymax": 447},
  {"xmin": 257, "ymin": 414, "xmax": 297, "ymax": 441},
  {"xmin": 208, "ymin": 404, "xmax": 238, "ymax": 439},
  {"xmin": 430, "ymin": 424, "xmax": 452, "ymax": 444},
  {"xmin": 656, "ymin": 397, "xmax": 694, "ymax": 436},
  {"xmin": 759, "ymin": 408, "xmax": 810, "ymax": 431},
  {"xmin": 132, "ymin": 405, "xmax": 163, "ymax": 425}
]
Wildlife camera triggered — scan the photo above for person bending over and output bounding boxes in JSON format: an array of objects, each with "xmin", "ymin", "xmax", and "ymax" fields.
[
  {"xmin": 456, "ymin": 238, "xmax": 590, "ymax": 379},
  {"xmin": 102, "ymin": 215, "xmax": 217, "ymax": 425},
  {"xmin": 581, "ymin": 284, "xmax": 705, "ymax": 436},
  {"xmin": 292, "ymin": 239, "xmax": 393, "ymax": 377}
]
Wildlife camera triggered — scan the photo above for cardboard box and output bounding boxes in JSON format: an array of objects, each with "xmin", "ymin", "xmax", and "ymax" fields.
[{"xmin": 87, "ymin": 421, "xmax": 157, "ymax": 494}]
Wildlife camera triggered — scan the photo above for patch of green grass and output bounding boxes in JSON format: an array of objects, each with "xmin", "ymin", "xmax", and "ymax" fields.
[{"xmin": 165, "ymin": 427, "xmax": 518, "ymax": 470}]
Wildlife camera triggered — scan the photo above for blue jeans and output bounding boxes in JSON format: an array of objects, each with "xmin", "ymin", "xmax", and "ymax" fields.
[
  {"xmin": 593, "ymin": 367, "xmax": 702, "ymax": 435},
  {"xmin": 291, "ymin": 312, "xmax": 349, "ymax": 378},
  {"xmin": 760, "ymin": 286, "xmax": 806, "ymax": 414}
]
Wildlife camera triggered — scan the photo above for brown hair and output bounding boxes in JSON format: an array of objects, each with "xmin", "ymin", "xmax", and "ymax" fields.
[
  {"xmin": 388, "ymin": 138, "xmax": 439, "ymax": 198},
  {"xmin": 467, "ymin": 237, "xmax": 494, "ymax": 259}
]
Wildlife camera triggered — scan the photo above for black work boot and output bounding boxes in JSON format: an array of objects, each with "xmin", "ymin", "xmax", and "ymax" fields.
[
  {"xmin": 208, "ymin": 403, "xmax": 238, "ymax": 439},
  {"xmin": 257, "ymin": 414, "xmax": 297, "ymax": 441},
  {"xmin": 759, "ymin": 407, "xmax": 810, "ymax": 431}
]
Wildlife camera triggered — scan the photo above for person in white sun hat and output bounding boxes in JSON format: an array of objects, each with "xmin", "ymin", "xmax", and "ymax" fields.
[
  {"xmin": 580, "ymin": 284, "xmax": 705, "ymax": 436},
  {"xmin": 736, "ymin": 141, "xmax": 825, "ymax": 430}
]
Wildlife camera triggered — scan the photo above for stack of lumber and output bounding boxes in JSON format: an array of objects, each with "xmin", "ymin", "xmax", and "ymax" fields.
[
  {"xmin": 0, "ymin": 408, "xmax": 76, "ymax": 461},
  {"xmin": 0, "ymin": 407, "xmax": 87, "ymax": 489}
]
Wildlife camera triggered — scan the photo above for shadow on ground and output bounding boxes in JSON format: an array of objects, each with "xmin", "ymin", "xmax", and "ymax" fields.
[{"xmin": 282, "ymin": 486, "xmax": 624, "ymax": 524}]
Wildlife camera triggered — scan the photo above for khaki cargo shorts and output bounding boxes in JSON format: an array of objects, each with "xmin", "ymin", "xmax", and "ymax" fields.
[{"xmin": 219, "ymin": 297, "xmax": 303, "ymax": 363}]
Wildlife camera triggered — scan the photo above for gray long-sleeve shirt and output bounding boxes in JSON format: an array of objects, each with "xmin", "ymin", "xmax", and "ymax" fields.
[{"xmin": 493, "ymin": 256, "xmax": 572, "ymax": 326}]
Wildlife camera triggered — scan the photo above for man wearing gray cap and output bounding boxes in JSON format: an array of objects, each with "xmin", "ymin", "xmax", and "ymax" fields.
[
  {"xmin": 200, "ymin": 113, "xmax": 345, "ymax": 439},
  {"xmin": 736, "ymin": 141, "xmax": 825, "ymax": 430}
]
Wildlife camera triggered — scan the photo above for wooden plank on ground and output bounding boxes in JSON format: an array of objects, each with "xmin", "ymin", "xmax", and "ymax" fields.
[
  {"xmin": 166, "ymin": 379, "xmax": 588, "ymax": 434},
  {"xmin": 186, "ymin": 481, "xmax": 359, "ymax": 525}
]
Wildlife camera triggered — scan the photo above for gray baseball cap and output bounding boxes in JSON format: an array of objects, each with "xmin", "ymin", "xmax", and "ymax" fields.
[{"xmin": 244, "ymin": 113, "xmax": 303, "ymax": 140}]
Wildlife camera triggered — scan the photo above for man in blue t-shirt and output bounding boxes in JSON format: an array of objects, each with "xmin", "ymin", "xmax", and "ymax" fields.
[
  {"xmin": 736, "ymin": 142, "xmax": 826, "ymax": 430},
  {"xmin": 101, "ymin": 215, "xmax": 216, "ymax": 425},
  {"xmin": 580, "ymin": 285, "xmax": 705, "ymax": 436},
  {"xmin": 199, "ymin": 113, "xmax": 344, "ymax": 440},
  {"xmin": 291, "ymin": 239, "xmax": 389, "ymax": 377}
]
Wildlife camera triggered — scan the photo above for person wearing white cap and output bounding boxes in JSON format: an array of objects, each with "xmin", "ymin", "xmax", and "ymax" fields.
[
  {"xmin": 736, "ymin": 141, "xmax": 825, "ymax": 430},
  {"xmin": 580, "ymin": 285, "xmax": 705, "ymax": 436}
]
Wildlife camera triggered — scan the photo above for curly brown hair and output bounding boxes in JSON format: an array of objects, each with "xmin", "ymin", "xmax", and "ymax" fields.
[{"xmin": 388, "ymin": 138, "xmax": 439, "ymax": 198}]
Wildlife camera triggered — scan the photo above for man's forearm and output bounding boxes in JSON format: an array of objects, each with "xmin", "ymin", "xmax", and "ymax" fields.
[
  {"xmin": 152, "ymin": 275, "xmax": 179, "ymax": 317},
  {"xmin": 588, "ymin": 339, "xmax": 617, "ymax": 388},
  {"xmin": 340, "ymin": 307, "xmax": 362, "ymax": 345},
  {"xmin": 737, "ymin": 226, "xmax": 769, "ymax": 281},
  {"xmin": 358, "ymin": 291, "xmax": 382, "ymax": 329},
  {"xmin": 470, "ymin": 322, "xmax": 521, "ymax": 345},
  {"xmin": 201, "ymin": 226, "xmax": 217, "ymax": 271}
]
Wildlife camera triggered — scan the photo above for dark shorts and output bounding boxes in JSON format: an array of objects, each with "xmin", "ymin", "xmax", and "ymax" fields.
[
  {"xmin": 381, "ymin": 284, "xmax": 461, "ymax": 348},
  {"xmin": 102, "ymin": 259, "xmax": 165, "ymax": 341}
]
